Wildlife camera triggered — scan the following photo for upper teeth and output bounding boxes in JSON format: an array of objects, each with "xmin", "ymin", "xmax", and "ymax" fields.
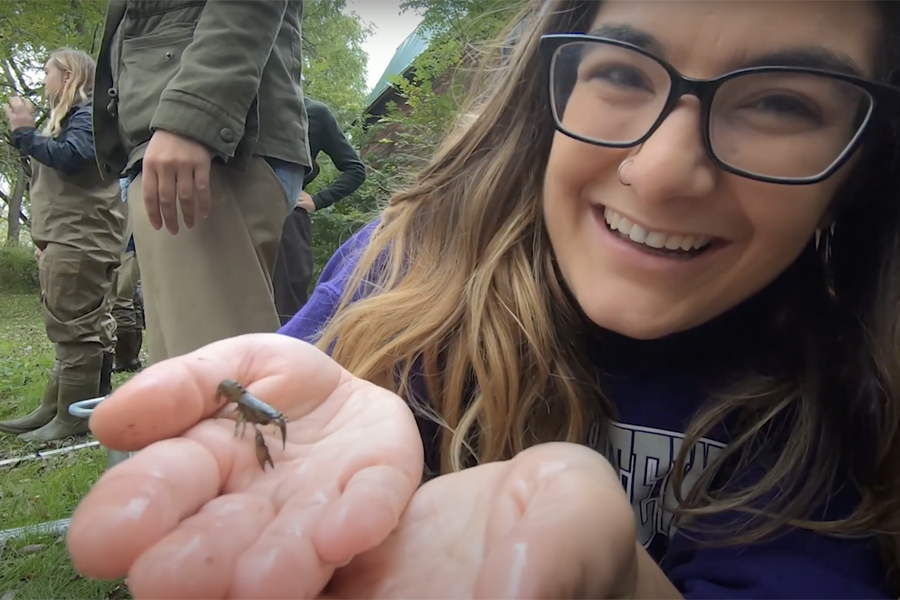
[{"xmin": 603, "ymin": 207, "xmax": 712, "ymax": 251}]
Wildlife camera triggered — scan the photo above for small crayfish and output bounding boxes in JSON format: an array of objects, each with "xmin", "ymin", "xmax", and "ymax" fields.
[{"xmin": 216, "ymin": 379, "xmax": 288, "ymax": 471}]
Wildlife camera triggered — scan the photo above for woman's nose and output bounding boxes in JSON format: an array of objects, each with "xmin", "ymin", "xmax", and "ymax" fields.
[{"xmin": 624, "ymin": 98, "xmax": 717, "ymax": 203}]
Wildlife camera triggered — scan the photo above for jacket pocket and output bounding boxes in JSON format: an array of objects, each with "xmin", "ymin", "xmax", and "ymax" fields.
[{"xmin": 118, "ymin": 24, "xmax": 195, "ymax": 147}]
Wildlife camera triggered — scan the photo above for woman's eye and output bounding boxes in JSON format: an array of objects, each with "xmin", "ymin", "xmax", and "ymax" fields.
[
  {"xmin": 590, "ymin": 65, "xmax": 651, "ymax": 91},
  {"xmin": 746, "ymin": 94, "xmax": 822, "ymax": 123}
]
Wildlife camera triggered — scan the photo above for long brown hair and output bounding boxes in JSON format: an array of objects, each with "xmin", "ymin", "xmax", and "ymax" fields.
[
  {"xmin": 43, "ymin": 48, "xmax": 94, "ymax": 137},
  {"xmin": 319, "ymin": 0, "xmax": 900, "ymax": 583}
]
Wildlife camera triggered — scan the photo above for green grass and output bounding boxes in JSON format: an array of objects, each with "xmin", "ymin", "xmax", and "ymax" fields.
[{"xmin": 0, "ymin": 292, "xmax": 141, "ymax": 599}]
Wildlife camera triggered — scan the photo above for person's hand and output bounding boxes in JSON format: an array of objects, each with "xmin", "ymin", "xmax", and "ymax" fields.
[
  {"xmin": 34, "ymin": 247, "xmax": 42, "ymax": 262},
  {"xmin": 141, "ymin": 129, "xmax": 213, "ymax": 235},
  {"xmin": 324, "ymin": 442, "xmax": 643, "ymax": 599},
  {"xmin": 66, "ymin": 333, "xmax": 425, "ymax": 599},
  {"xmin": 3, "ymin": 96, "xmax": 37, "ymax": 130},
  {"xmin": 297, "ymin": 190, "xmax": 316, "ymax": 213}
]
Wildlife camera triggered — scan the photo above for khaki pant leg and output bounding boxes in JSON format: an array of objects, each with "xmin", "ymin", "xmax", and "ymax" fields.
[
  {"xmin": 112, "ymin": 251, "xmax": 140, "ymax": 330},
  {"xmin": 111, "ymin": 197, "xmax": 138, "ymax": 331},
  {"xmin": 40, "ymin": 242, "xmax": 117, "ymax": 381},
  {"xmin": 129, "ymin": 157, "xmax": 288, "ymax": 364},
  {"xmin": 99, "ymin": 272, "xmax": 118, "ymax": 354}
]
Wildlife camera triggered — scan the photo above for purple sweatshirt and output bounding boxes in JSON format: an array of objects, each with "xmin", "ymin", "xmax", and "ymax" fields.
[{"xmin": 279, "ymin": 219, "xmax": 891, "ymax": 599}]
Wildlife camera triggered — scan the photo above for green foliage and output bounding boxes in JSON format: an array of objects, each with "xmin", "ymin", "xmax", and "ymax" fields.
[
  {"xmin": 358, "ymin": 0, "xmax": 529, "ymax": 178},
  {"xmin": 0, "ymin": 245, "xmax": 39, "ymax": 293},
  {"xmin": 304, "ymin": 0, "xmax": 531, "ymax": 289},
  {"xmin": 302, "ymin": 0, "xmax": 373, "ymax": 126},
  {"xmin": 0, "ymin": 291, "xmax": 138, "ymax": 599}
]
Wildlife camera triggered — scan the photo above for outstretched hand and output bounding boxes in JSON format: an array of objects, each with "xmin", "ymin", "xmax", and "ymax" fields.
[
  {"xmin": 66, "ymin": 333, "xmax": 674, "ymax": 599},
  {"xmin": 67, "ymin": 334, "xmax": 425, "ymax": 599},
  {"xmin": 322, "ymin": 442, "xmax": 644, "ymax": 599}
]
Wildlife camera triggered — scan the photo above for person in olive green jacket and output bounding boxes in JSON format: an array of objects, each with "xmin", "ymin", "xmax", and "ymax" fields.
[
  {"xmin": 0, "ymin": 49, "xmax": 125, "ymax": 442},
  {"xmin": 94, "ymin": 0, "xmax": 311, "ymax": 365}
]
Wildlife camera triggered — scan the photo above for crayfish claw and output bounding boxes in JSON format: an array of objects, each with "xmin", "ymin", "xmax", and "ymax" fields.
[
  {"xmin": 254, "ymin": 427, "xmax": 275, "ymax": 471},
  {"xmin": 278, "ymin": 418, "xmax": 287, "ymax": 450}
]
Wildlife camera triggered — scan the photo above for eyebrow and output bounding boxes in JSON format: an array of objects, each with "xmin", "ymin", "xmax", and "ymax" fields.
[
  {"xmin": 586, "ymin": 23, "xmax": 867, "ymax": 79},
  {"xmin": 740, "ymin": 49, "xmax": 865, "ymax": 78},
  {"xmin": 587, "ymin": 24, "xmax": 667, "ymax": 58}
]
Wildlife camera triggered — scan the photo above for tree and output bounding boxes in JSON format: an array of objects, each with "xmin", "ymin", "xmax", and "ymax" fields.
[
  {"xmin": 361, "ymin": 0, "xmax": 528, "ymax": 177},
  {"xmin": 303, "ymin": 0, "xmax": 530, "ymax": 287},
  {"xmin": 302, "ymin": 0, "xmax": 372, "ymax": 127},
  {"xmin": 299, "ymin": 0, "xmax": 380, "ymax": 279}
]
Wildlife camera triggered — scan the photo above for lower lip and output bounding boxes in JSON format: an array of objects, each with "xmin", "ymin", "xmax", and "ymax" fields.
[{"xmin": 591, "ymin": 205, "xmax": 728, "ymax": 274}]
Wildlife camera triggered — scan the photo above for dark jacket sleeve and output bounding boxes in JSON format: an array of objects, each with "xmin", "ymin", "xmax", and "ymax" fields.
[
  {"xmin": 311, "ymin": 109, "xmax": 367, "ymax": 211},
  {"xmin": 11, "ymin": 104, "xmax": 95, "ymax": 176},
  {"xmin": 149, "ymin": 0, "xmax": 289, "ymax": 157}
]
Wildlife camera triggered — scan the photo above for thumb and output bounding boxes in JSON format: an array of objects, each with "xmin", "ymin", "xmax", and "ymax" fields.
[{"xmin": 474, "ymin": 443, "xmax": 637, "ymax": 600}]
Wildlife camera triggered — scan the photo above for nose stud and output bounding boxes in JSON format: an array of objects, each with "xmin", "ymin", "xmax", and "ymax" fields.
[{"xmin": 617, "ymin": 159, "xmax": 633, "ymax": 187}]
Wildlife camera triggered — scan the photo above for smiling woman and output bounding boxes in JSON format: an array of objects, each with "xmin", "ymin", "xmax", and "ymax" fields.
[
  {"xmin": 66, "ymin": 1, "xmax": 900, "ymax": 598},
  {"xmin": 543, "ymin": 1, "xmax": 887, "ymax": 339}
]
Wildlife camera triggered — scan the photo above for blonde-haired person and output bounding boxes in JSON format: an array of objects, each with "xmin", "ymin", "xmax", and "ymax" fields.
[
  {"xmin": 1, "ymin": 48, "xmax": 124, "ymax": 442},
  {"xmin": 68, "ymin": 1, "xmax": 900, "ymax": 598}
]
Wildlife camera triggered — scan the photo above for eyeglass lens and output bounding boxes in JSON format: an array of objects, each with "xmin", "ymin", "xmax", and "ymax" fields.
[{"xmin": 550, "ymin": 41, "xmax": 873, "ymax": 180}]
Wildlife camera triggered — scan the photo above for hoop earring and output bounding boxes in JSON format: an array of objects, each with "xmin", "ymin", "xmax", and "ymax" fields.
[{"xmin": 617, "ymin": 159, "xmax": 633, "ymax": 187}]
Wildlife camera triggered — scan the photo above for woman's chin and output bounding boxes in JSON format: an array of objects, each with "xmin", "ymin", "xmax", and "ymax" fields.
[{"xmin": 581, "ymin": 302, "xmax": 700, "ymax": 341}]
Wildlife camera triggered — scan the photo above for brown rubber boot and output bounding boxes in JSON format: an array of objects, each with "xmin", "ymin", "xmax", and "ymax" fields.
[
  {"xmin": 113, "ymin": 329, "xmax": 143, "ymax": 373},
  {"xmin": 18, "ymin": 378, "xmax": 100, "ymax": 443},
  {"xmin": 0, "ymin": 362, "xmax": 61, "ymax": 434}
]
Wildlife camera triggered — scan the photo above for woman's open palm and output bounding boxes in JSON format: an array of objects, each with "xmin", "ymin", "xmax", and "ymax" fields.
[{"xmin": 66, "ymin": 334, "xmax": 425, "ymax": 599}]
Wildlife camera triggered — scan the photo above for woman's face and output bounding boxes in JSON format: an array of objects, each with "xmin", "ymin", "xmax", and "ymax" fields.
[
  {"xmin": 43, "ymin": 59, "xmax": 69, "ymax": 105},
  {"xmin": 543, "ymin": 0, "xmax": 880, "ymax": 339}
]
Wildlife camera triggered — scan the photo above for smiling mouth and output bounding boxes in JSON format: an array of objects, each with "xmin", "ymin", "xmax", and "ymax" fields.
[{"xmin": 599, "ymin": 206, "xmax": 720, "ymax": 259}]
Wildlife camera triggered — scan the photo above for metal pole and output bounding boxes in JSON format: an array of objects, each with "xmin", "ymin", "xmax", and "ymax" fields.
[
  {"xmin": 0, "ymin": 441, "xmax": 100, "ymax": 468},
  {"xmin": 0, "ymin": 397, "xmax": 135, "ymax": 544},
  {"xmin": 68, "ymin": 396, "xmax": 134, "ymax": 468},
  {"xmin": 0, "ymin": 518, "xmax": 71, "ymax": 544}
]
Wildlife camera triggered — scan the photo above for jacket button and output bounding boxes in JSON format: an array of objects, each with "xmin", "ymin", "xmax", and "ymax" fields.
[{"xmin": 220, "ymin": 128, "xmax": 235, "ymax": 143}]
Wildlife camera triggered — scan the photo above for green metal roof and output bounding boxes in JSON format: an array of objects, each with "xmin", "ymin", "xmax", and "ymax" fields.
[{"xmin": 365, "ymin": 28, "xmax": 434, "ymax": 108}]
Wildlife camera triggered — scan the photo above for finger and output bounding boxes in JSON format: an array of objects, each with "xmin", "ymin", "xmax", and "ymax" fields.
[
  {"xmin": 230, "ymin": 491, "xmax": 338, "ymax": 600},
  {"xmin": 90, "ymin": 333, "xmax": 344, "ymax": 451},
  {"xmin": 474, "ymin": 443, "xmax": 636, "ymax": 600},
  {"xmin": 142, "ymin": 168, "xmax": 164, "ymax": 231},
  {"xmin": 195, "ymin": 160, "xmax": 212, "ymax": 219},
  {"xmin": 177, "ymin": 165, "xmax": 196, "ymax": 229},
  {"xmin": 157, "ymin": 164, "xmax": 180, "ymax": 235},
  {"xmin": 127, "ymin": 493, "xmax": 276, "ymax": 600},
  {"xmin": 313, "ymin": 464, "xmax": 417, "ymax": 564},
  {"xmin": 67, "ymin": 438, "xmax": 221, "ymax": 580}
]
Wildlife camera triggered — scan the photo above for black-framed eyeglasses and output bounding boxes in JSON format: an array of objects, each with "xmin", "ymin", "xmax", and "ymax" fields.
[{"xmin": 539, "ymin": 34, "xmax": 900, "ymax": 185}]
